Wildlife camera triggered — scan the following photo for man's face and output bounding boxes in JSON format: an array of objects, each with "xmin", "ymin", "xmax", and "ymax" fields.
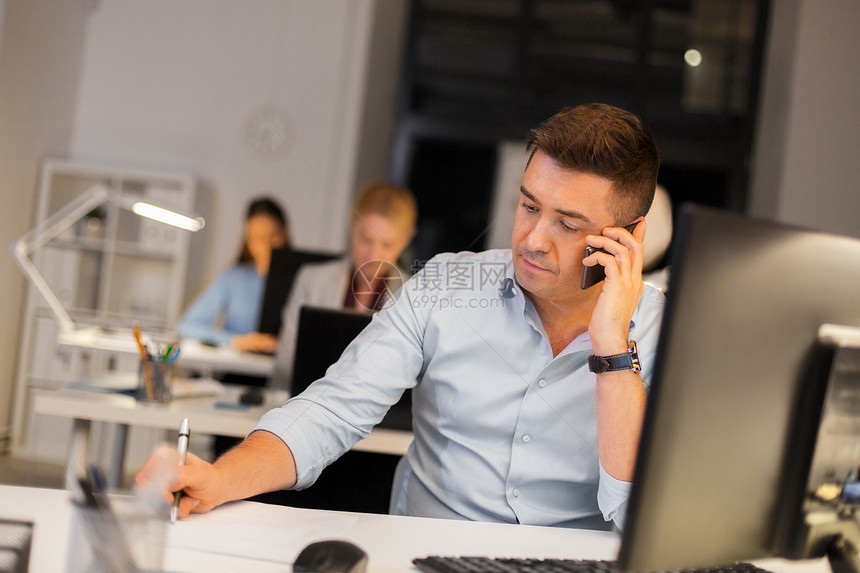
[{"xmin": 511, "ymin": 150, "xmax": 617, "ymax": 305}]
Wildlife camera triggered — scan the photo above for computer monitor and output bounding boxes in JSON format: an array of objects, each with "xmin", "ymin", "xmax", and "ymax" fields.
[
  {"xmin": 619, "ymin": 205, "xmax": 860, "ymax": 572},
  {"xmin": 257, "ymin": 248, "xmax": 340, "ymax": 335},
  {"xmin": 292, "ymin": 306, "xmax": 412, "ymax": 431}
]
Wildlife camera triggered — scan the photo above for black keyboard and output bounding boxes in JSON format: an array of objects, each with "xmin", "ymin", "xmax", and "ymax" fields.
[{"xmin": 413, "ymin": 556, "xmax": 773, "ymax": 573}]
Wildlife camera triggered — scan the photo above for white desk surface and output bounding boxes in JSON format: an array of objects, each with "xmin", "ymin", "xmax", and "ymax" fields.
[
  {"xmin": 0, "ymin": 485, "xmax": 834, "ymax": 573},
  {"xmin": 57, "ymin": 326, "xmax": 275, "ymax": 377},
  {"xmin": 33, "ymin": 384, "xmax": 414, "ymax": 456}
]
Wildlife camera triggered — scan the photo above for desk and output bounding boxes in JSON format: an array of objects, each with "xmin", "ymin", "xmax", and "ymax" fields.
[
  {"xmin": 0, "ymin": 485, "xmax": 834, "ymax": 573},
  {"xmin": 57, "ymin": 326, "xmax": 275, "ymax": 377},
  {"xmin": 33, "ymin": 385, "xmax": 413, "ymax": 490}
]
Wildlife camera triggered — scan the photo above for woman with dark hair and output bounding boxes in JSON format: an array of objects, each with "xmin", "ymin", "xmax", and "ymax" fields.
[{"xmin": 178, "ymin": 196, "xmax": 289, "ymax": 352}]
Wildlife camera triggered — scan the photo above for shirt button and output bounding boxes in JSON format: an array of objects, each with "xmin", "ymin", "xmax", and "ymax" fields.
[
  {"xmin": 537, "ymin": 379, "xmax": 546, "ymax": 388},
  {"xmin": 512, "ymin": 488, "xmax": 520, "ymax": 497},
  {"xmin": 522, "ymin": 434, "xmax": 531, "ymax": 443}
]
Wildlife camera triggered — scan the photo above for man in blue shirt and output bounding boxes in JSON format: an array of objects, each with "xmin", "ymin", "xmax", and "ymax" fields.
[{"xmin": 139, "ymin": 103, "xmax": 664, "ymax": 531}]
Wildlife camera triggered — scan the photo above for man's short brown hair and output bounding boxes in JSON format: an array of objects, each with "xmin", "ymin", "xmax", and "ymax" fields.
[{"xmin": 526, "ymin": 103, "xmax": 660, "ymax": 224}]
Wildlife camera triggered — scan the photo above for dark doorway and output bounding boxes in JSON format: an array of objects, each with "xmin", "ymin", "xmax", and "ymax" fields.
[
  {"xmin": 391, "ymin": 0, "xmax": 770, "ymax": 230},
  {"xmin": 406, "ymin": 139, "xmax": 498, "ymax": 270}
]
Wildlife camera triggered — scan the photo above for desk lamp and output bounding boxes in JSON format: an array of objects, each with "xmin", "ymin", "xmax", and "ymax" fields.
[{"xmin": 11, "ymin": 183, "xmax": 204, "ymax": 333}]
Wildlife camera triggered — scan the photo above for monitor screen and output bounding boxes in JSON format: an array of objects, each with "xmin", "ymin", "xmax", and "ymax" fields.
[
  {"xmin": 257, "ymin": 248, "xmax": 340, "ymax": 335},
  {"xmin": 619, "ymin": 205, "xmax": 860, "ymax": 572},
  {"xmin": 292, "ymin": 306, "xmax": 412, "ymax": 430}
]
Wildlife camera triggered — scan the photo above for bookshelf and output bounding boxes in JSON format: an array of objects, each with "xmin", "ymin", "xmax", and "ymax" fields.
[{"xmin": 10, "ymin": 159, "xmax": 196, "ymax": 464}]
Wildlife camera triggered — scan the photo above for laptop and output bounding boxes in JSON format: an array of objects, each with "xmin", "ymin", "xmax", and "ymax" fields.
[{"xmin": 292, "ymin": 306, "xmax": 412, "ymax": 431}]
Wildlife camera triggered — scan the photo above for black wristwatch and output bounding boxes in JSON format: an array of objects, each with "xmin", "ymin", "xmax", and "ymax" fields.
[{"xmin": 588, "ymin": 341, "xmax": 641, "ymax": 374}]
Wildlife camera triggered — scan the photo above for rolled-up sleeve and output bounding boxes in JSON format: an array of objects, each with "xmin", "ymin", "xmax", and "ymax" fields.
[
  {"xmin": 597, "ymin": 461, "xmax": 632, "ymax": 530},
  {"xmin": 254, "ymin": 400, "xmax": 364, "ymax": 489},
  {"xmin": 253, "ymin": 274, "xmax": 428, "ymax": 489}
]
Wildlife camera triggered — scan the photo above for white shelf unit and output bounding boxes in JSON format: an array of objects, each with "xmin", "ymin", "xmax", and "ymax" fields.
[{"xmin": 10, "ymin": 159, "xmax": 197, "ymax": 467}]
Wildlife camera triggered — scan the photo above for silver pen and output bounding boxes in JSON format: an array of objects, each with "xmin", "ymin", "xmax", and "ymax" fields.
[{"xmin": 170, "ymin": 417, "xmax": 190, "ymax": 523}]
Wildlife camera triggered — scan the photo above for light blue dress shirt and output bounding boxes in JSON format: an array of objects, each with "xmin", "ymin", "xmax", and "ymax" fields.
[
  {"xmin": 178, "ymin": 264, "xmax": 265, "ymax": 346},
  {"xmin": 254, "ymin": 249, "xmax": 665, "ymax": 530}
]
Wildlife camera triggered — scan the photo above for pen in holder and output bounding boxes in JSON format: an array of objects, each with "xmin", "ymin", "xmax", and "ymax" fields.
[
  {"xmin": 136, "ymin": 356, "xmax": 173, "ymax": 403},
  {"xmin": 133, "ymin": 324, "xmax": 177, "ymax": 403}
]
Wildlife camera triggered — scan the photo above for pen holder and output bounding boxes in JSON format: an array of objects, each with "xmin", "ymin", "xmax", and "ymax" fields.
[{"xmin": 136, "ymin": 357, "xmax": 172, "ymax": 403}]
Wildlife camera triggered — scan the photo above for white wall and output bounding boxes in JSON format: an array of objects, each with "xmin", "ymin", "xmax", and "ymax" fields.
[
  {"xmin": 0, "ymin": 0, "xmax": 88, "ymax": 447},
  {"xmin": 487, "ymin": 140, "xmax": 528, "ymax": 251},
  {"xmin": 67, "ymin": 0, "xmax": 397, "ymax": 302},
  {"xmin": 749, "ymin": 0, "xmax": 860, "ymax": 239},
  {"xmin": 0, "ymin": 0, "xmax": 406, "ymax": 453}
]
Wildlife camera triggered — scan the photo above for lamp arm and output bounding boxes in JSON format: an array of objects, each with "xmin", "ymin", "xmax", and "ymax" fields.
[
  {"xmin": 10, "ymin": 181, "xmax": 202, "ymax": 334},
  {"xmin": 17, "ymin": 184, "xmax": 110, "ymax": 254},
  {"xmin": 12, "ymin": 242, "xmax": 76, "ymax": 333},
  {"xmin": 10, "ymin": 184, "xmax": 110, "ymax": 333}
]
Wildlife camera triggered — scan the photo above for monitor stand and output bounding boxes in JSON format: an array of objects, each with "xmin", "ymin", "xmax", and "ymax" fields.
[
  {"xmin": 827, "ymin": 535, "xmax": 860, "ymax": 573},
  {"xmin": 792, "ymin": 498, "xmax": 860, "ymax": 573},
  {"xmin": 777, "ymin": 324, "xmax": 860, "ymax": 573}
]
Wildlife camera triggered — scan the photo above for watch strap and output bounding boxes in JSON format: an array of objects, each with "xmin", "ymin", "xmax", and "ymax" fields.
[{"xmin": 588, "ymin": 341, "xmax": 641, "ymax": 374}]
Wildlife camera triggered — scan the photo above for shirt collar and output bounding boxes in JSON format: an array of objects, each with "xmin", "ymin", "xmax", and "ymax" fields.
[{"xmin": 508, "ymin": 260, "xmax": 641, "ymax": 356}]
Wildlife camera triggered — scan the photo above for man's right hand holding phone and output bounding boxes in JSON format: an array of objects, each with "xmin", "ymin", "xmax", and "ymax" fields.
[{"xmin": 581, "ymin": 219, "xmax": 646, "ymax": 356}]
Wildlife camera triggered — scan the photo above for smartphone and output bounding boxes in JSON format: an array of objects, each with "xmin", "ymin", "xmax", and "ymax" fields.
[{"xmin": 579, "ymin": 222, "xmax": 639, "ymax": 290}]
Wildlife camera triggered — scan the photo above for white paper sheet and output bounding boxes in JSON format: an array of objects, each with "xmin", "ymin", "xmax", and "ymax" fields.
[{"xmin": 166, "ymin": 500, "xmax": 359, "ymax": 565}]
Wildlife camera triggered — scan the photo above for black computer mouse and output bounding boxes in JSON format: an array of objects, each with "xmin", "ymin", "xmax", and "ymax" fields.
[{"xmin": 293, "ymin": 539, "xmax": 368, "ymax": 573}]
